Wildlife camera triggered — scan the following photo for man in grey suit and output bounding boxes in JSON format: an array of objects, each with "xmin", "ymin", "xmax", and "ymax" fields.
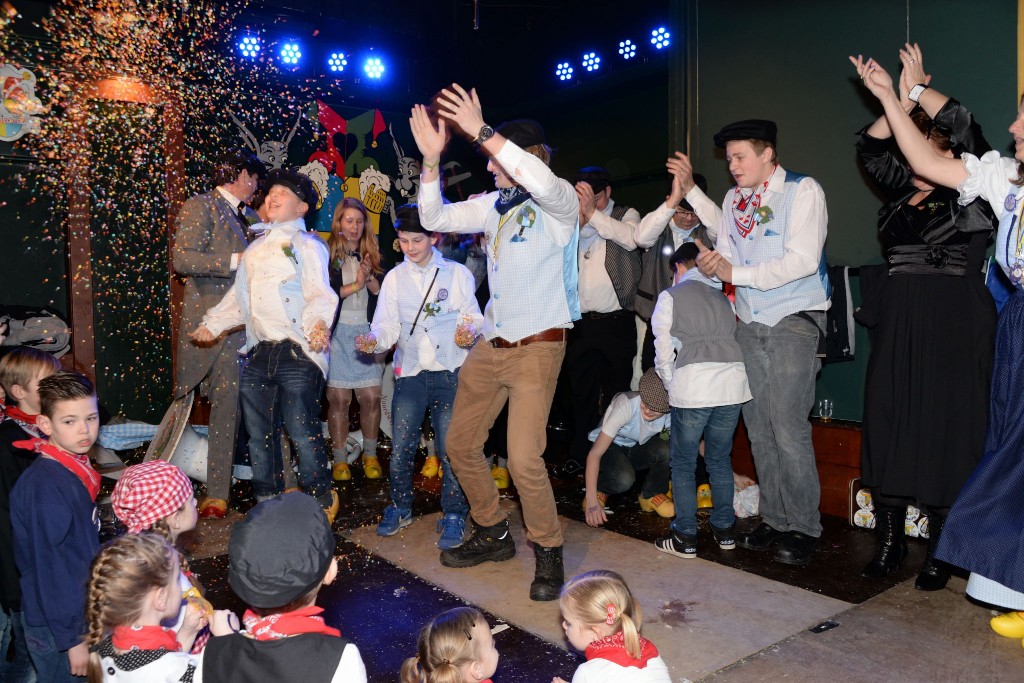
[{"xmin": 173, "ymin": 149, "xmax": 265, "ymax": 518}]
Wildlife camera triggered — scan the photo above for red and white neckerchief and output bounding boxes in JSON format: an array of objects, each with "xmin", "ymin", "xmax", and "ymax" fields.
[
  {"xmin": 1, "ymin": 404, "xmax": 42, "ymax": 437},
  {"xmin": 242, "ymin": 606, "xmax": 341, "ymax": 641},
  {"xmin": 584, "ymin": 630, "xmax": 660, "ymax": 669},
  {"xmin": 731, "ymin": 165, "xmax": 777, "ymax": 238},
  {"xmin": 12, "ymin": 438, "xmax": 100, "ymax": 501},
  {"xmin": 111, "ymin": 624, "xmax": 182, "ymax": 653}
]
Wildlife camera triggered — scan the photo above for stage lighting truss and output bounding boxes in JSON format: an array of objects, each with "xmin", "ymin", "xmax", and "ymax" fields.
[
  {"xmin": 363, "ymin": 57, "xmax": 385, "ymax": 79},
  {"xmin": 555, "ymin": 61, "xmax": 574, "ymax": 81},
  {"xmin": 651, "ymin": 27, "xmax": 671, "ymax": 50},
  {"xmin": 618, "ymin": 39, "xmax": 636, "ymax": 59},
  {"xmin": 328, "ymin": 52, "xmax": 348, "ymax": 73},
  {"xmin": 238, "ymin": 35, "xmax": 261, "ymax": 59},
  {"xmin": 279, "ymin": 41, "xmax": 302, "ymax": 65}
]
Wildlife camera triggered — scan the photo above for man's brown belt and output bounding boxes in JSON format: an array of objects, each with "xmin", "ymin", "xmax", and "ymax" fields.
[{"xmin": 489, "ymin": 328, "xmax": 567, "ymax": 348}]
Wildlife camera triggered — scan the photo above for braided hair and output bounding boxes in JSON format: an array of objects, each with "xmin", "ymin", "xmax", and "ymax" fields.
[
  {"xmin": 84, "ymin": 533, "xmax": 178, "ymax": 682},
  {"xmin": 400, "ymin": 606, "xmax": 483, "ymax": 683}
]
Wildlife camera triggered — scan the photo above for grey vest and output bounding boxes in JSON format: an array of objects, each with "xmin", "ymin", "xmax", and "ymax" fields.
[
  {"xmin": 668, "ymin": 279, "xmax": 744, "ymax": 368},
  {"xmin": 602, "ymin": 204, "xmax": 642, "ymax": 311}
]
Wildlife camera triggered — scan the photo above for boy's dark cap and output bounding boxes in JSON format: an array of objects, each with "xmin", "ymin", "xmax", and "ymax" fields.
[
  {"xmin": 638, "ymin": 368, "xmax": 670, "ymax": 414},
  {"xmin": 669, "ymin": 242, "xmax": 700, "ymax": 269},
  {"xmin": 713, "ymin": 119, "xmax": 777, "ymax": 148},
  {"xmin": 394, "ymin": 204, "xmax": 429, "ymax": 234},
  {"xmin": 680, "ymin": 173, "xmax": 709, "ymax": 212},
  {"xmin": 496, "ymin": 119, "xmax": 546, "ymax": 148},
  {"xmin": 228, "ymin": 492, "xmax": 335, "ymax": 608},
  {"xmin": 575, "ymin": 166, "xmax": 610, "ymax": 194},
  {"xmin": 266, "ymin": 167, "xmax": 316, "ymax": 206}
]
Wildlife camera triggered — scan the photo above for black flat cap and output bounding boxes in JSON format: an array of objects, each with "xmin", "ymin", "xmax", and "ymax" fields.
[
  {"xmin": 394, "ymin": 204, "xmax": 429, "ymax": 234},
  {"xmin": 496, "ymin": 119, "xmax": 546, "ymax": 148},
  {"xmin": 266, "ymin": 167, "xmax": 316, "ymax": 206},
  {"xmin": 228, "ymin": 492, "xmax": 336, "ymax": 609},
  {"xmin": 713, "ymin": 119, "xmax": 777, "ymax": 148}
]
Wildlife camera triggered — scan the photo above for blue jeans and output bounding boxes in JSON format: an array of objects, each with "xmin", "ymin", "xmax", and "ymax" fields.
[
  {"xmin": 240, "ymin": 341, "xmax": 333, "ymax": 506},
  {"xmin": 390, "ymin": 370, "xmax": 468, "ymax": 516},
  {"xmin": 1, "ymin": 607, "xmax": 35, "ymax": 682},
  {"xmin": 597, "ymin": 438, "xmax": 671, "ymax": 498},
  {"xmin": 669, "ymin": 404, "xmax": 742, "ymax": 537},
  {"xmin": 736, "ymin": 313, "xmax": 823, "ymax": 537},
  {"xmin": 21, "ymin": 619, "xmax": 80, "ymax": 683}
]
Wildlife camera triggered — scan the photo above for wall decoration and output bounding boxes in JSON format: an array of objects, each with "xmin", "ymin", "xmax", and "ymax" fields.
[{"xmin": 0, "ymin": 63, "xmax": 46, "ymax": 141}]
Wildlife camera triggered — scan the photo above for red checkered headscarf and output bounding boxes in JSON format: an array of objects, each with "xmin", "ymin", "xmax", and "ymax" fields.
[{"xmin": 112, "ymin": 461, "xmax": 194, "ymax": 533}]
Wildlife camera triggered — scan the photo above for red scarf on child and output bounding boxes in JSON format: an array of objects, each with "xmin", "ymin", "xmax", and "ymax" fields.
[
  {"xmin": 242, "ymin": 606, "xmax": 340, "ymax": 640},
  {"xmin": 12, "ymin": 438, "xmax": 100, "ymax": 501},
  {"xmin": 112, "ymin": 625, "xmax": 181, "ymax": 652},
  {"xmin": 584, "ymin": 631, "xmax": 660, "ymax": 669}
]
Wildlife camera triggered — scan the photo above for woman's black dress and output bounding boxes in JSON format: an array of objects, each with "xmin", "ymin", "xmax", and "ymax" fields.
[{"xmin": 857, "ymin": 98, "xmax": 997, "ymax": 508}]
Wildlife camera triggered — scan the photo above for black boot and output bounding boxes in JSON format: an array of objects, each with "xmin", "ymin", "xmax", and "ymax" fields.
[
  {"xmin": 915, "ymin": 513, "xmax": 951, "ymax": 591},
  {"xmin": 861, "ymin": 506, "xmax": 907, "ymax": 580},
  {"xmin": 440, "ymin": 519, "xmax": 516, "ymax": 568},
  {"xmin": 529, "ymin": 545, "xmax": 564, "ymax": 601}
]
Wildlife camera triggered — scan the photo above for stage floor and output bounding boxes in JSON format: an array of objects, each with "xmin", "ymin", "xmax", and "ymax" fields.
[{"xmin": 177, "ymin": 462, "xmax": 1024, "ymax": 682}]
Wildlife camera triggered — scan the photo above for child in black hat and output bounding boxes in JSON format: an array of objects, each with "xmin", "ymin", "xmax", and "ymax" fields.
[{"xmin": 201, "ymin": 493, "xmax": 367, "ymax": 682}]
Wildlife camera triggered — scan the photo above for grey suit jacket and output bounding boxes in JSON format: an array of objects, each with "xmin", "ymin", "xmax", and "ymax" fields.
[{"xmin": 172, "ymin": 190, "xmax": 249, "ymax": 397}]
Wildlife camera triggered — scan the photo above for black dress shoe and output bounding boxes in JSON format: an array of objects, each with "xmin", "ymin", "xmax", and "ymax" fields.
[
  {"xmin": 736, "ymin": 522, "xmax": 786, "ymax": 551},
  {"xmin": 774, "ymin": 531, "xmax": 820, "ymax": 566}
]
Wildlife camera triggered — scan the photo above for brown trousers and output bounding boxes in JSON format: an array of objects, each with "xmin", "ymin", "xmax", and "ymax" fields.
[{"xmin": 445, "ymin": 339, "xmax": 566, "ymax": 547}]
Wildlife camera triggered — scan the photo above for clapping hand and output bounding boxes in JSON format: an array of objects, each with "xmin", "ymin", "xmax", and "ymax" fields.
[
  {"xmin": 849, "ymin": 54, "xmax": 895, "ymax": 101},
  {"xmin": 666, "ymin": 152, "xmax": 696, "ymax": 196},
  {"xmin": 434, "ymin": 84, "xmax": 486, "ymax": 141},
  {"xmin": 695, "ymin": 237, "xmax": 733, "ymax": 282},
  {"xmin": 575, "ymin": 181, "xmax": 597, "ymax": 224},
  {"xmin": 410, "ymin": 104, "xmax": 447, "ymax": 160},
  {"xmin": 898, "ymin": 42, "xmax": 932, "ymax": 108}
]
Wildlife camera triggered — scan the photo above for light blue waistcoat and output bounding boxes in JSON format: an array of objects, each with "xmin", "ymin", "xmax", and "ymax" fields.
[{"xmin": 394, "ymin": 258, "xmax": 468, "ymax": 374}]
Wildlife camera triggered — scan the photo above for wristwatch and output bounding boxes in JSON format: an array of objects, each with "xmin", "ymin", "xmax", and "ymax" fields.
[
  {"xmin": 908, "ymin": 83, "xmax": 929, "ymax": 103},
  {"xmin": 474, "ymin": 124, "xmax": 495, "ymax": 146}
]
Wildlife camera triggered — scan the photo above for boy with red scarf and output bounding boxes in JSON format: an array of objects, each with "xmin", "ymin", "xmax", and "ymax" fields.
[
  {"xmin": 201, "ymin": 492, "xmax": 367, "ymax": 682},
  {"xmin": 0, "ymin": 348, "xmax": 61, "ymax": 681},
  {"xmin": 11, "ymin": 371, "xmax": 102, "ymax": 680}
]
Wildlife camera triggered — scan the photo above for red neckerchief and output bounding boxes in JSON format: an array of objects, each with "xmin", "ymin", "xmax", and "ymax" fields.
[
  {"xmin": 12, "ymin": 438, "xmax": 100, "ymax": 501},
  {"xmin": 111, "ymin": 625, "xmax": 181, "ymax": 653},
  {"xmin": 584, "ymin": 630, "xmax": 659, "ymax": 669},
  {"xmin": 242, "ymin": 606, "xmax": 340, "ymax": 641},
  {"xmin": 3, "ymin": 404, "xmax": 37, "ymax": 426},
  {"xmin": 731, "ymin": 164, "xmax": 777, "ymax": 238}
]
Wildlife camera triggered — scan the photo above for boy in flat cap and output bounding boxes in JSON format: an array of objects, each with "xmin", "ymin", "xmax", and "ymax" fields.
[
  {"xmin": 192, "ymin": 170, "xmax": 341, "ymax": 524},
  {"xmin": 355, "ymin": 204, "xmax": 483, "ymax": 550},
  {"xmin": 202, "ymin": 492, "xmax": 366, "ymax": 682},
  {"xmin": 409, "ymin": 85, "xmax": 579, "ymax": 601},
  {"xmin": 690, "ymin": 119, "xmax": 830, "ymax": 566},
  {"xmin": 581, "ymin": 368, "xmax": 673, "ymax": 528},
  {"xmin": 652, "ymin": 242, "xmax": 751, "ymax": 559}
]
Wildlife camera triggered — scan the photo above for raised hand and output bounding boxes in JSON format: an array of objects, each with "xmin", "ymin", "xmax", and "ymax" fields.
[
  {"xmin": 575, "ymin": 181, "xmax": 596, "ymax": 224},
  {"xmin": 434, "ymin": 83, "xmax": 486, "ymax": 140},
  {"xmin": 666, "ymin": 152, "xmax": 696, "ymax": 195},
  {"xmin": 899, "ymin": 42, "xmax": 929, "ymax": 87},
  {"xmin": 849, "ymin": 55, "xmax": 894, "ymax": 101},
  {"xmin": 409, "ymin": 103, "xmax": 447, "ymax": 160}
]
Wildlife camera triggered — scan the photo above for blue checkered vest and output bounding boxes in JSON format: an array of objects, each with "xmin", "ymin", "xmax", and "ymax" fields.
[
  {"xmin": 486, "ymin": 199, "xmax": 581, "ymax": 342},
  {"xmin": 235, "ymin": 230, "xmax": 326, "ymax": 367},
  {"xmin": 728, "ymin": 171, "xmax": 830, "ymax": 325},
  {"xmin": 394, "ymin": 258, "xmax": 467, "ymax": 374}
]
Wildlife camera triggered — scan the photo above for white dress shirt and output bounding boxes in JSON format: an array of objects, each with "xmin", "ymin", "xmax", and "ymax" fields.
[{"xmin": 578, "ymin": 199, "xmax": 641, "ymax": 313}]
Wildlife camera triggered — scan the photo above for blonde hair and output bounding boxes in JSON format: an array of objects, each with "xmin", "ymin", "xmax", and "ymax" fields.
[
  {"xmin": 559, "ymin": 570, "xmax": 643, "ymax": 659},
  {"xmin": 0, "ymin": 347, "xmax": 61, "ymax": 404},
  {"xmin": 524, "ymin": 143, "xmax": 552, "ymax": 166},
  {"xmin": 328, "ymin": 197, "xmax": 383, "ymax": 275},
  {"xmin": 85, "ymin": 533, "xmax": 179, "ymax": 682},
  {"xmin": 400, "ymin": 606, "xmax": 485, "ymax": 683}
]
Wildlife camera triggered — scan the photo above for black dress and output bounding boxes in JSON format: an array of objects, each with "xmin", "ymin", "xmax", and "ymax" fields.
[{"xmin": 857, "ymin": 99, "xmax": 997, "ymax": 508}]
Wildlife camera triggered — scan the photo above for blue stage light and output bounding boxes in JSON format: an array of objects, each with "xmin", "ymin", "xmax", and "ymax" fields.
[
  {"xmin": 555, "ymin": 61, "xmax": 574, "ymax": 81},
  {"xmin": 328, "ymin": 52, "xmax": 348, "ymax": 73},
  {"xmin": 581, "ymin": 52, "xmax": 601, "ymax": 72},
  {"xmin": 238, "ymin": 35, "xmax": 261, "ymax": 59},
  {"xmin": 363, "ymin": 57, "xmax": 385, "ymax": 79},
  {"xmin": 279, "ymin": 41, "xmax": 302, "ymax": 65},
  {"xmin": 618, "ymin": 39, "xmax": 636, "ymax": 59},
  {"xmin": 651, "ymin": 27, "xmax": 671, "ymax": 50}
]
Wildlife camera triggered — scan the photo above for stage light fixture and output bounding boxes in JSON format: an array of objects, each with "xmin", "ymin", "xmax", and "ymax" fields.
[
  {"xmin": 363, "ymin": 57, "xmax": 385, "ymax": 79},
  {"xmin": 555, "ymin": 61, "xmax": 574, "ymax": 81},
  {"xmin": 581, "ymin": 52, "xmax": 601, "ymax": 72},
  {"xmin": 238, "ymin": 35, "xmax": 261, "ymax": 59},
  {"xmin": 279, "ymin": 41, "xmax": 302, "ymax": 65},
  {"xmin": 651, "ymin": 27, "xmax": 671, "ymax": 50},
  {"xmin": 618, "ymin": 39, "xmax": 636, "ymax": 59},
  {"xmin": 328, "ymin": 52, "xmax": 348, "ymax": 73}
]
